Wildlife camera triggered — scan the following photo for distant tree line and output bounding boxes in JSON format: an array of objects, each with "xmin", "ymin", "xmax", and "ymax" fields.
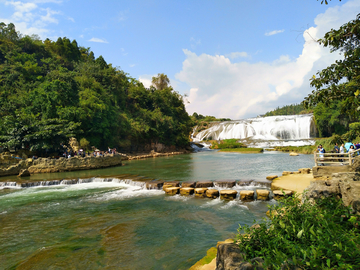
[{"xmin": 0, "ymin": 23, "xmax": 193, "ymax": 154}]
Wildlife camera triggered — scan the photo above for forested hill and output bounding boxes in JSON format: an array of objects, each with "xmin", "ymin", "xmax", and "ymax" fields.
[
  {"xmin": 264, "ymin": 104, "xmax": 312, "ymax": 117},
  {"xmin": 0, "ymin": 23, "xmax": 193, "ymax": 153}
]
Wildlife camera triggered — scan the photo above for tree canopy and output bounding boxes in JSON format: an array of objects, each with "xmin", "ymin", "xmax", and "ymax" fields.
[{"xmin": 0, "ymin": 23, "xmax": 193, "ymax": 154}]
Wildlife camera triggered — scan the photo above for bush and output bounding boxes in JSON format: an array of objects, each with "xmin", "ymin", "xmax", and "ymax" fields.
[
  {"xmin": 211, "ymin": 139, "xmax": 243, "ymax": 149},
  {"xmin": 236, "ymin": 194, "xmax": 360, "ymax": 269},
  {"xmin": 79, "ymin": 138, "xmax": 90, "ymax": 151}
]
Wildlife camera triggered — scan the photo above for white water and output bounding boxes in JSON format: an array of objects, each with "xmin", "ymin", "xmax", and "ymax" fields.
[{"xmin": 192, "ymin": 114, "xmax": 315, "ymax": 147}]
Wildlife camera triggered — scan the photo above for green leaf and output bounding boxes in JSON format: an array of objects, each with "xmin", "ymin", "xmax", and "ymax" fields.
[{"xmin": 297, "ymin": 229, "xmax": 304, "ymax": 238}]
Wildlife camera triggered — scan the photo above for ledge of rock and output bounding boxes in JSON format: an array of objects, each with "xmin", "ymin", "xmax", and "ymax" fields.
[
  {"xmin": 273, "ymin": 190, "xmax": 293, "ymax": 200},
  {"xmin": 240, "ymin": 190, "xmax": 254, "ymax": 202},
  {"xmin": 180, "ymin": 187, "xmax": 194, "ymax": 195},
  {"xmin": 256, "ymin": 189, "xmax": 270, "ymax": 201},
  {"xmin": 146, "ymin": 180, "xmax": 164, "ymax": 190},
  {"xmin": 164, "ymin": 187, "xmax": 180, "ymax": 195},
  {"xmin": 194, "ymin": 188, "xmax": 208, "ymax": 197},
  {"xmin": 206, "ymin": 189, "xmax": 220, "ymax": 199},
  {"xmin": 214, "ymin": 180, "xmax": 236, "ymax": 188},
  {"xmin": 181, "ymin": 181, "xmax": 196, "ymax": 188},
  {"xmin": 266, "ymin": 175, "xmax": 278, "ymax": 181},
  {"xmin": 196, "ymin": 181, "xmax": 214, "ymax": 188},
  {"xmin": 220, "ymin": 190, "xmax": 238, "ymax": 200},
  {"xmin": 289, "ymin": 152, "xmax": 299, "ymax": 156}
]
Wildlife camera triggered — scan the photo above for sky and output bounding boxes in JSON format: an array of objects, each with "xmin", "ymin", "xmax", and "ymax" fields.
[{"xmin": 0, "ymin": 0, "xmax": 359, "ymax": 119}]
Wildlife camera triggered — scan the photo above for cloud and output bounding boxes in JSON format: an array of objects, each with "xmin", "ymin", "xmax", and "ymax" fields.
[
  {"xmin": 139, "ymin": 75, "xmax": 154, "ymax": 88},
  {"xmin": 226, "ymin": 52, "xmax": 248, "ymax": 59},
  {"xmin": 88, "ymin": 37, "xmax": 108, "ymax": 43},
  {"xmin": 265, "ymin": 29, "xmax": 285, "ymax": 36},
  {"xmin": 176, "ymin": 1, "xmax": 360, "ymax": 119},
  {"xmin": 1, "ymin": 0, "xmax": 62, "ymax": 38}
]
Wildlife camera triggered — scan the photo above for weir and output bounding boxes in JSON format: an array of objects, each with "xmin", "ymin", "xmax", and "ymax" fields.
[{"xmin": 192, "ymin": 114, "xmax": 316, "ymax": 147}]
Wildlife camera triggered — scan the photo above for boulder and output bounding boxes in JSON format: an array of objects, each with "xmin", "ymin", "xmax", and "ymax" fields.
[
  {"xmin": 194, "ymin": 188, "xmax": 208, "ymax": 197},
  {"xmin": 146, "ymin": 180, "xmax": 164, "ymax": 190},
  {"xmin": 18, "ymin": 169, "xmax": 30, "ymax": 177},
  {"xmin": 206, "ymin": 189, "xmax": 220, "ymax": 199},
  {"xmin": 299, "ymin": 168, "xmax": 311, "ymax": 174},
  {"xmin": 282, "ymin": 171, "xmax": 292, "ymax": 176},
  {"xmin": 289, "ymin": 152, "xmax": 299, "ymax": 156},
  {"xmin": 220, "ymin": 190, "xmax": 238, "ymax": 200},
  {"xmin": 256, "ymin": 189, "xmax": 270, "ymax": 201},
  {"xmin": 162, "ymin": 184, "xmax": 172, "ymax": 190},
  {"xmin": 164, "ymin": 187, "xmax": 180, "ymax": 195},
  {"xmin": 239, "ymin": 190, "xmax": 254, "ymax": 202},
  {"xmin": 180, "ymin": 187, "xmax": 194, "ymax": 195},
  {"xmin": 237, "ymin": 180, "xmax": 253, "ymax": 186},
  {"xmin": 196, "ymin": 181, "xmax": 214, "ymax": 188},
  {"xmin": 164, "ymin": 181, "xmax": 180, "ymax": 187},
  {"xmin": 273, "ymin": 190, "xmax": 293, "ymax": 200},
  {"xmin": 181, "ymin": 181, "xmax": 196, "ymax": 188},
  {"xmin": 266, "ymin": 175, "xmax": 278, "ymax": 181},
  {"xmin": 214, "ymin": 180, "xmax": 236, "ymax": 188}
]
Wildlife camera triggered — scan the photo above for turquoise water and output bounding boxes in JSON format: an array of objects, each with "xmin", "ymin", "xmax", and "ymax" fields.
[{"xmin": 0, "ymin": 151, "xmax": 314, "ymax": 269}]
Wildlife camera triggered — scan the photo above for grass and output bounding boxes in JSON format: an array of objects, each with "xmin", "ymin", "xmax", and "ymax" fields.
[
  {"xmin": 189, "ymin": 247, "xmax": 217, "ymax": 270},
  {"xmin": 218, "ymin": 148, "xmax": 263, "ymax": 153}
]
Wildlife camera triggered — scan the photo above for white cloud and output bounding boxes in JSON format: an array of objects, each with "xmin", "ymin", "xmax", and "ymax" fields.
[
  {"xmin": 227, "ymin": 52, "xmax": 248, "ymax": 59},
  {"xmin": 176, "ymin": 1, "xmax": 360, "ymax": 119},
  {"xmin": 88, "ymin": 37, "xmax": 108, "ymax": 43},
  {"xmin": 265, "ymin": 29, "xmax": 285, "ymax": 36},
  {"xmin": 2, "ymin": 0, "xmax": 62, "ymax": 38},
  {"xmin": 139, "ymin": 75, "xmax": 154, "ymax": 88}
]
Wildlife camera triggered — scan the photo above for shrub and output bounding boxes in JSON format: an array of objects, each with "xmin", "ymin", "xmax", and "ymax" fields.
[
  {"xmin": 79, "ymin": 138, "xmax": 90, "ymax": 151},
  {"xmin": 236, "ymin": 194, "xmax": 360, "ymax": 269}
]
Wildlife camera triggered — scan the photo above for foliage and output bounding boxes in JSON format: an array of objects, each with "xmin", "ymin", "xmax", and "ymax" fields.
[
  {"xmin": 237, "ymin": 194, "xmax": 360, "ymax": 269},
  {"xmin": 304, "ymin": 13, "xmax": 360, "ymax": 121},
  {"xmin": 189, "ymin": 247, "xmax": 217, "ymax": 270},
  {"xmin": 191, "ymin": 112, "xmax": 231, "ymax": 126},
  {"xmin": 79, "ymin": 138, "xmax": 90, "ymax": 151},
  {"xmin": 0, "ymin": 23, "xmax": 193, "ymax": 154},
  {"xmin": 218, "ymin": 148, "xmax": 263, "ymax": 153},
  {"xmin": 264, "ymin": 103, "xmax": 312, "ymax": 117},
  {"xmin": 210, "ymin": 139, "xmax": 243, "ymax": 149}
]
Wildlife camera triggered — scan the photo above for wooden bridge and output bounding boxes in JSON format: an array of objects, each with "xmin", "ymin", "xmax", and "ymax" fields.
[{"xmin": 314, "ymin": 149, "xmax": 360, "ymax": 166}]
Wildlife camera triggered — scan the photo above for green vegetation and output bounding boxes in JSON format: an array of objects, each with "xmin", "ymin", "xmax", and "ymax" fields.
[
  {"xmin": 191, "ymin": 112, "xmax": 231, "ymax": 125},
  {"xmin": 264, "ymin": 103, "xmax": 312, "ymax": 117},
  {"xmin": 0, "ymin": 23, "xmax": 193, "ymax": 155},
  {"xmin": 218, "ymin": 148, "xmax": 263, "ymax": 153},
  {"xmin": 210, "ymin": 139, "xmax": 243, "ymax": 149},
  {"xmin": 189, "ymin": 247, "xmax": 217, "ymax": 270},
  {"xmin": 237, "ymin": 194, "xmax": 360, "ymax": 269}
]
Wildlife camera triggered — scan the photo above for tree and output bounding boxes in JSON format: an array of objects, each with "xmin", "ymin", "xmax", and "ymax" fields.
[
  {"xmin": 304, "ymin": 13, "xmax": 360, "ymax": 119},
  {"xmin": 151, "ymin": 73, "xmax": 170, "ymax": 90}
]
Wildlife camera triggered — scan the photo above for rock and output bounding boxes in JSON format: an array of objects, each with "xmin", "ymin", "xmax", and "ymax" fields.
[
  {"xmin": 289, "ymin": 152, "xmax": 299, "ymax": 156},
  {"xmin": 214, "ymin": 180, "xmax": 236, "ymax": 188},
  {"xmin": 273, "ymin": 190, "xmax": 293, "ymax": 200},
  {"xmin": 220, "ymin": 190, "xmax": 238, "ymax": 200},
  {"xmin": 313, "ymin": 165, "xmax": 351, "ymax": 179},
  {"xmin": 256, "ymin": 189, "xmax": 270, "ymax": 201},
  {"xmin": 180, "ymin": 187, "xmax": 194, "ymax": 195},
  {"xmin": 146, "ymin": 180, "xmax": 164, "ymax": 190},
  {"xmin": 239, "ymin": 190, "xmax": 254, "ymax": 202},
  {"xmin": 194, "ymin": 188, "xmax": 208, "ymax": 197},
  {"xmin": 162, "ymin": 184, "xmax": 172, "ymax": 190},
  {"xmin": 206, "ymin": 189, "xmax": 220, "ymax": 199},
  {"xmin": 164, "ymin": 181, "xmax": 180, "ymax": 187},
  {"xmin": 216, "ymin": 239, "xmax": 234, "ymax": 247},
  {"xmin": 18, "ymin": 169, "xmax": 30, "ymax": 177},
  {"xmin": 181, "ymin": 181, "xmax": 196, "ymax": 188},
  {"xmin": 298, "ymin": 168, "xmax": 311, "ymax": 174},
  {"xmin": 196, "ymin": 181, "xmax": 214, "ymax": 188},
  {"xmin": 68, "ymin": 137, "xmax": 80, "ymax": 152},
  {"xmin": 164, "ymin": 187, "xmax": 180, "ymax": 195},
  {"xmin": 237, "ymin": 180, "xmax": 254, "ymax": 186},
  {"xmin": 282, "ymin": 171, "xmax": 292, "ymax": 176},
  {"xmin": 266, "ymin": 175, "xmax": 278, "ymax": 181}
]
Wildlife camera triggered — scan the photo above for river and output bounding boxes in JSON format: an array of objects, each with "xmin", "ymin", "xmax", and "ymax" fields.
[{"xmin": 0, "ymin": 150, "xmax": 314, "ymax": 270}]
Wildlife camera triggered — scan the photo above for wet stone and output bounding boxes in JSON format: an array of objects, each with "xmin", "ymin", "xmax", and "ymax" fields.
[
  {"xmin": 240, "ymin": 190, "xmax": 254, "ymax": 202},
  {"xmin": 220, "ymin": 190, "xmax": 238, "ymax": 200},
  {"xmin": 214, "ymin": 180, "xmax": 236, "ymax": 188},
  {"xmin": 146, "ymin": 180, "xmax": 164, "ymax": 190},
  {"xmin": 180, "ymin": 187, "xmax": 194, "ymax": 195},
  {"xmin": 237, "ymin": 180, "xmax": 253, "ymax": 186},
  {"xmin": 196, "ymin": 181, "xmax": 214, "ymax": 188},
  {"xmin": 164, "ymin": 187, "xmax": 180, "ymax": 195},
  {"xmin": 273, "ymin": 189, "xmax": 293, "ymax": 200},
  {"xmin": 194, "ymin": 188, "xmax": 208, "ymax": 197},
  {"xmin": 181, "ymin": 181, "xmax": 196, "ymax": 188},
  {"xmin": 256, "ymin": 189, "xmax": 270, "ymax": 201},
  {"xmin": 206, "ymin": 189, "xmax": 220, "ymax": 199}
]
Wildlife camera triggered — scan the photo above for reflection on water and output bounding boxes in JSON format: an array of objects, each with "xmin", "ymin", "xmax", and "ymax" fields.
[{"xmin": 0, "ymin": 151, "xmax": 314, "ymax": 269}]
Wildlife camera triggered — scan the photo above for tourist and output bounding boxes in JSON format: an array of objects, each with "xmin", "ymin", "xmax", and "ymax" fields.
[
  {"xmin": 340, "ymin": 143, "xmax": 345, "ymax": 163},
  {"xmin": 334, "ymin": 143, "xmax": 340, "ymax": 153},
  {"xmin": 319, "ymin": 145, "xmax": 325, "ymax": 166}
]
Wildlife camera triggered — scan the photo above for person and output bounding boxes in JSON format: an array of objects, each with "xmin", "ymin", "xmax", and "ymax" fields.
[
  {"xmin": 334, "ymin": 143, "xmax": 340, "ymax": 153},
  {"xmin": 318, "ymin": 145, "xmax": 325, "ymax": 166},
  {"xmin": 349, "ymin": 145, "xmax": 356, "ymax": 163},
  {"xmin": 340, "ymin": 143, "xmax": 345, "ymax": 163}
]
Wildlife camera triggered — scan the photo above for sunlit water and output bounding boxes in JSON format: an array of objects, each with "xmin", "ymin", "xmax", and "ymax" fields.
[{"xmin": 0, "ymin": 151, "xmax": 314, "ymax": 269}]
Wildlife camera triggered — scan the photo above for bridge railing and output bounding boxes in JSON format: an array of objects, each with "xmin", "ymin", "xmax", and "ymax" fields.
[{"xmin": 314, "ymin": 149, "xmax": 360, "ymax": 166}]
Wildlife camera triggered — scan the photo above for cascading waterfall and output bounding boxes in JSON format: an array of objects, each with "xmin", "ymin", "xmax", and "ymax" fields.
[{"xmin": 192, "ymin": 114, "xmax": 315, "ymax": 147}]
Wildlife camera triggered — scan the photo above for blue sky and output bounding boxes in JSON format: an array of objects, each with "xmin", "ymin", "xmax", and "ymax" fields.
[{"xmin": 1, "ymin": 0, "xmax": 359, "ymax": 119}]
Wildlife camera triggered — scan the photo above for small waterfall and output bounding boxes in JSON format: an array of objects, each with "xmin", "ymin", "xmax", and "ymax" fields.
[{"xmin": 192, "ymin": 114, "xmax": 315, "ymax": 147}]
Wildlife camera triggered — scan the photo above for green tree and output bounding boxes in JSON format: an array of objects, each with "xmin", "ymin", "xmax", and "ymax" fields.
[{"xmin": 151, "ymin": 73, "xmax": 170, "ymax": 90}]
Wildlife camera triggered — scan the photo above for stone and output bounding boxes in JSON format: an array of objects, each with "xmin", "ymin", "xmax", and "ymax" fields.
[
  {"xmin": 162, "ymin": 184, "xmax": 172, "ymax": 190},
  {"xmin": 273, "ymin": 189, "xmax": 293, "ymax": 200},
  {"xmin": 256, "ymin": 189, "xmax": 270, "ymax": 201},
  {"xmin": 164, "ymin": 187, "xmax": 180, "ymax": 195},
  {"xmin": 298, "ymin": 168, "xmax": 311, "ymax": 174},
  {"xmin": 216, "ymin": 243, "xmax": 245, "ymax": 270},
  {"xmin": 18, "ymin": 169, "xmax": 30, "ymax": 177},
  {"xmin": 266, "ymin": 175, "xmax": 278, "ymax": 181},
  {"xmin": 194, "ymin": 188, "xmax": 208, "ymax": 197},
  {"xmin": 220, "ymin": 190, "xmax": 238, "ymax": 200},
  {"xmin": 313, "ymin": 165, "xmax": 351, "ymax": 179},
  {"xmin": 195, "ymin": 181, "xmax": 214, "ymax": 188},
  {"xmin": 146, "ymin": 180, "xmax": 164, "ymax": 190},
  {"xmin": 206, "ymin": 189, "xmax": 220, "ymax": 199},
  {"xmin": 282, "ymin": 171, "xmax": 292, "ymax": 176},
  {"xmin": 181, "ymin": 181, "xmax": 196, "ymax": 188},
  {"xmin": 164, "ymin": 181, "xmax": 180, "ymax": 187},
  {"xmin": 237, "ymin": 180, "xmax": 254, "ymax": 186},
  {"xmin": 289, "ymin": 152, "xmax": 299, "ymax": 156},
  {"xmin": 214, "ymin": 180, "xmax": 236, "ymax": 188},
  {"xmin": 180, "ymin": 187, "xmax": 194, "ymax": 195},
  {"xmin": 239, "ymin": 190, "xmax": 254, "ymax": 202}
]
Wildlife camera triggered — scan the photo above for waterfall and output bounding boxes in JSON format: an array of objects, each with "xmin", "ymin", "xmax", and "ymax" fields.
[{"xmin": 192, "ymin": 114, "xmax": 315, "ymax": 147}]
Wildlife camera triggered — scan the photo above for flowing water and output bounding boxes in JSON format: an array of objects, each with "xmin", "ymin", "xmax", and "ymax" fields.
[{"xmin": 0, "ymin": 151, "xmax": 314, "ymax": 270}]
